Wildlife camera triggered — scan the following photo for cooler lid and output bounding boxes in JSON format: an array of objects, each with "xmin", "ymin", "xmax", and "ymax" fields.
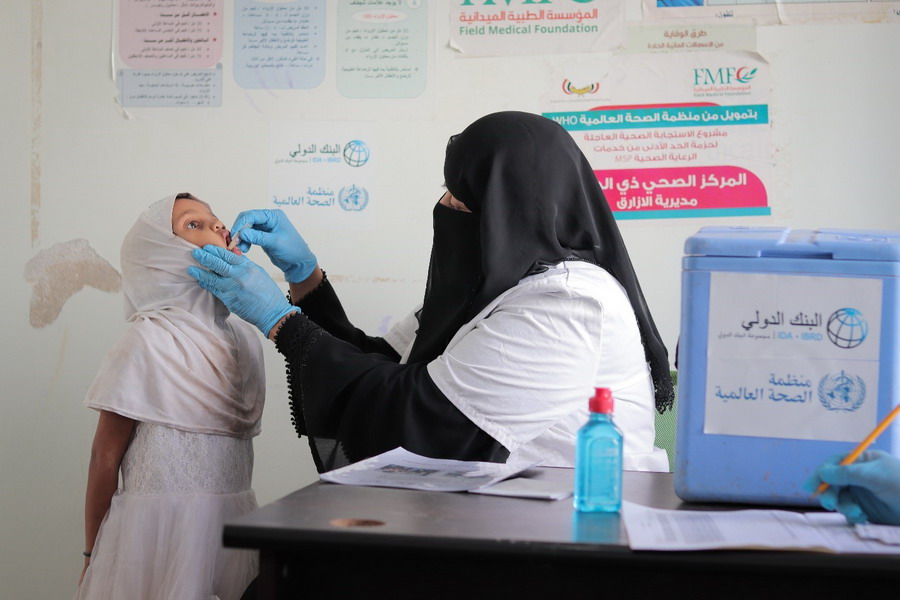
[{"xmin": 684, "ymin": 226, "xmax": 900, "ymax": 261}]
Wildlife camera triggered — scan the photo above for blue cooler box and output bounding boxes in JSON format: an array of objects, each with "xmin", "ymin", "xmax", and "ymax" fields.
[{"xmin": 675, "ymin": 226, "xmax": 900, "ymax": 506}]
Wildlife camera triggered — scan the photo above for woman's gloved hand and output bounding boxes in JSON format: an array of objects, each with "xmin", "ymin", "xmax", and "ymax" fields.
[
  {"xmin": 188, "ymin": 245, "xmax": 299, "ymax": 337},
  {"xmin": 230, "ymin": 209, "xmax": 317, "ymax": 283},
  {"xmin": 803, "ymin": 450, "xmax": 900, "ymax": 525}
]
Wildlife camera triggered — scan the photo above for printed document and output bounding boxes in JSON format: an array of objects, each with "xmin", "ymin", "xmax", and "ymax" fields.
[
  {"xmin": 320, "ymin": 447, "xmax": 540, "ymax": 494},
  {"xmin": 622, "ymin": 501, "xmax": 900, "ymax": 554}
]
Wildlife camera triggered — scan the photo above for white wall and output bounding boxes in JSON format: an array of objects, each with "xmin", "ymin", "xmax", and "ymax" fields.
[{"xmin": 2, "ymin": 1, "xmax": 899, "ymax": 597}]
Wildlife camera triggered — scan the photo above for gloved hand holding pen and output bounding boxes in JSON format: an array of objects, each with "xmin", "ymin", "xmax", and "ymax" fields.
[
  {"xmin": 229, "ymin": 209, "xmax": 318, "ymax": 284},
  {"xmin": 804, "ymin": 450, "xmax": 900, "ymax": 525}
]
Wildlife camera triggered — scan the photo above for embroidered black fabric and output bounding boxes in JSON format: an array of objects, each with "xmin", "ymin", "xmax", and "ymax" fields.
[
  {"xmin": 291, "ymin": 270, "xmax": 399, "ymax": 358},
  {"xmin": 276, "ymin": 282, "xmax": 508, "ymax": 473}
]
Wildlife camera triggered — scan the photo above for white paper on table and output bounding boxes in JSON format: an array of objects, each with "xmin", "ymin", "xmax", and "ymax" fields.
[
  {"xmin": 804, "ymin": 512, "xmax": 900, "ymax": 554},
  {"xmin": 469, "ymin": 476, "xmax": 573, "ymax": 500},
  {"xmin": 621, "ymin": 502, "xmax": 900, "ymax": 554},
  {"xmin": 854, "ymin": 523, "xmax": 900, "ymax": 546},
  {"xmin": 320, "ymin": 447, "xmax": 539, "ymax": 493}
]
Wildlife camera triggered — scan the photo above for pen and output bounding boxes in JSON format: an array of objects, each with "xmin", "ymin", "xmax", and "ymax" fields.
[{"xmin": 814, "ymin": 404, "xmax": 900, "ymax": 495}]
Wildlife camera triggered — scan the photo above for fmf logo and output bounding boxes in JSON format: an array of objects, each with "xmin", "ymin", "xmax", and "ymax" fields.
[
  {"xmin": 693, "ymin": 67, "xmax": 758, "ymax": 86},
  {"xmin": 562, "ymin": 79, "xmax": 599, "ymax": 96}
]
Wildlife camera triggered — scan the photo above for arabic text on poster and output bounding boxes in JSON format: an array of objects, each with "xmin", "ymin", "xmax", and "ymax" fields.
[
  {"xmin": 337, "ymin": 0, "xmax": 427, "ymax": 98},
  {"xmin": 269, "ymin": 121, "xmax": 376, "ymax": 232},
  {"xmin": 118, "ymin": 0, "xmax": 224, "ymax": 69},
  {"xmin": 704, "ymin": 272, "xmax": 882, "ymax": 443},
  {"xmin": 450, "ymin": 0, "xmax": 626, "ymax": 56},
  {"xmin": 118, "ymin": 66, "xmax": 222, "ymax": 107},
  {"xmin": 644, "ymin": 0, "xmax": 900, "ymax": 25},
  {"xmin": 234, "ymin": 0, "xmax": 326, "ymax": 89},
  {"xmin": 542, "ymin": 52, "xmax": 772, "ymax": 220}
]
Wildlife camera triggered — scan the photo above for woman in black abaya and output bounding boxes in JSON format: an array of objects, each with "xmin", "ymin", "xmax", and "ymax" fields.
[{"xmin": 190, "ymin": 111, "xmax": 674, "ymax": 473}]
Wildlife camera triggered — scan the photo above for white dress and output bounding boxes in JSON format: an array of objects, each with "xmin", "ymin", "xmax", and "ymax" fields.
[{"xmin": 75, "ymin": 423, "xmax": 259, "ymax": 600}]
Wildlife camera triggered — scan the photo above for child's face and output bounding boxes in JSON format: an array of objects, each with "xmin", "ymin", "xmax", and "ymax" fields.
[{"xmin": 172, "ymin": 197, "xmax": 239, "ymax": 253}]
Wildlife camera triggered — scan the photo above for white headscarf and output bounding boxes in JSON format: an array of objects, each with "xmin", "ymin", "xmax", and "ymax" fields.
[{"xmin": 84, "ymin": 195, "xmax": 265, "ymax": 438}]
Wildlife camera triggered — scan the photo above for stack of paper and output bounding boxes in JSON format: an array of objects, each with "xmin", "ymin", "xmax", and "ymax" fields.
[{"xmin": 622, "ymin": 501, "xmax": 900, "ymax": 554}]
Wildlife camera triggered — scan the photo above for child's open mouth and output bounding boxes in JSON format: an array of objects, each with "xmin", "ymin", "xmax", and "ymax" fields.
[{"xmin": 224, "ymin": 232, "xmax": 242, "ymax": 256}]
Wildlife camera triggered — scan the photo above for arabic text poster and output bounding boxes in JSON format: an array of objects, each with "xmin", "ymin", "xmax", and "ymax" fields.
[
  {"xmin": 234, "ymin": 0, "xmax": 326, "ymax": 89},
  {"xmin": 118, "ymin": 0, "xmax": 224, "ymax": 69},
  {"xmin": 269, "ymin": 121, "xmax": 376, "ymax": 231},
  {"xmin": 542, "ymin": 51, "xmax": 772, "ymax": 220},
  {"xmin": 336, "ymin": 0, "xmax": 427, "ymax": 99},
  {"xmin": 643, "ymin": 0, "xmax": 900, "ymax": 26},
  {"xmin": 704, "ymin": 272, "xmax": 882, "ymax": 442},
  {"xmin": 118, "ymin": 64, "xmax": 222, "ymax": 107},
  {"xmin": 625, "ymin": 23, "xmax": 757, "ymax": 54},
  {"xmin": 449, "ymin": 0, "xmax": 625, "ymax": 56}
]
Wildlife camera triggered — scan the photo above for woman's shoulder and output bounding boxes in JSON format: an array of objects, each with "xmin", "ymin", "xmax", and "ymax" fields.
[
  {"xmin": 512, "ymin": 260, "xmax": 626, "ymax": 300},
  {"xmin": 464, "ymin": 261, "xmax": 629, "ymax": 326},
  {"xmin": 471, "ymin": 262, "xmax": 629, "ymax": 328}
]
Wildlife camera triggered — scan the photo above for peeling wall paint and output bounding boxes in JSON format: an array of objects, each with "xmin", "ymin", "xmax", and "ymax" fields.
[{"xmin": 23, "ymin": 239, "xmax": 121, "ymax": 328}]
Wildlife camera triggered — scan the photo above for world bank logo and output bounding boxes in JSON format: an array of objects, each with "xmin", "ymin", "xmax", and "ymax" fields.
[
  {"xmin": 826, "ymin": 308, "xmax": 868, "ymax": 349},
  {"xmin": 343, "ymin": 140, "xmax": 370, "ymax": 167},
  {"xmin": 338, "ymin": 185, "xmax": 369, "ymax": 212},
  {"xmin": 818, "ymin": 371, "xmax": 866, "ymax": 412}
]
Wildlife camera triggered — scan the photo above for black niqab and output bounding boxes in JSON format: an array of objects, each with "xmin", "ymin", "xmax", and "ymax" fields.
[{"xmin": 408, "ymin": 111, "xmax": 674, "ymax": 413}]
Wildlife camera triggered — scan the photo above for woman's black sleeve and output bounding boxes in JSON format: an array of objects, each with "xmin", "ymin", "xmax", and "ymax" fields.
[
  {"xmin": 293, "ymin": 273, "xmax": 399, "ymax": 359},
  {"xmin": 274, "ymin": 312, "xmax": 509, "ymax": 473}
]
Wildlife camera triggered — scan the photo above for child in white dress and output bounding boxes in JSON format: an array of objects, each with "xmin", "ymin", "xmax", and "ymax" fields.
[{"xmin": 75, "ymin": 194, "xmax": 265, "ymax": 600}]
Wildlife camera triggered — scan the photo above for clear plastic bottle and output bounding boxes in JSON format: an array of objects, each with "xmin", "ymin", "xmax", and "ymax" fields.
[{"xmin": 574, "ymin": 387, "xmax": 623, "ymax": 513}]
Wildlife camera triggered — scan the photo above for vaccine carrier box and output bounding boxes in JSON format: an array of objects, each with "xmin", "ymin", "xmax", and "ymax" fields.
[{"xmin": 674, "ymin": 226, "xmax": 900, "ymax": 506}]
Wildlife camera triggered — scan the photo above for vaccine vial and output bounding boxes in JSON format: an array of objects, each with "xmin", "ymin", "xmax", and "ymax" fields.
[{"xmin": 574, "ymin": 387, "xmax": 623, "ymax": 513}]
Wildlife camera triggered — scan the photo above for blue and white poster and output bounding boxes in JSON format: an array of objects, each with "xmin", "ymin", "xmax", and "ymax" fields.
[
  {"xmin": 269, "ymin": 121, "xmax": 376, "ymax": 231},
  {"xmin": 336, "ymin": 0, "xmax": 428, "ymax": 98},
  {"xmin": 234, "ymin": 0, "xmax": 326, "ymax": 90},
  {"xmin": 704, "ymin": 272, "xmax": 881, "ymax": 442}
]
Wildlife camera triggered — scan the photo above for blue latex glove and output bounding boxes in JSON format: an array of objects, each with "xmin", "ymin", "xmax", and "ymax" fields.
[
  {"xmin": 803, "ymin": 450, "xmax": 900, "ymax": 525},
  {"xmin": 188, "ymin": 245, "xmax": 299, "ymax": 337},
  {"xmin": 230, "ymin": 209, "xmax": 317, "ymax": 283}
]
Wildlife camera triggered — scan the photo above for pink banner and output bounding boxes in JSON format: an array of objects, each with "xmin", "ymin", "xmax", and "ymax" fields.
[{"xmin": 597, "ymin": 166, "xmax": 767, "ymax": 214}]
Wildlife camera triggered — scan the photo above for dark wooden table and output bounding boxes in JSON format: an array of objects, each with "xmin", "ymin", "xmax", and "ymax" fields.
[{"xmin": 225, "ymin": 468, "xmax": 900, "ymax": 599}]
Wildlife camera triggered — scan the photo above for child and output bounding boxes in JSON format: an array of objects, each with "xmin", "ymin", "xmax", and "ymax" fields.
[{"xmin": 75, "ymin": 194, "xmax": 264, "ymax": 600}]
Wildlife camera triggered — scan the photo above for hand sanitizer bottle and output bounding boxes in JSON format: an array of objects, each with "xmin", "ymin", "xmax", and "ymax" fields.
[{"xmin": 574, "ymin": 387, "xmax": 623, "ymax": 513}]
